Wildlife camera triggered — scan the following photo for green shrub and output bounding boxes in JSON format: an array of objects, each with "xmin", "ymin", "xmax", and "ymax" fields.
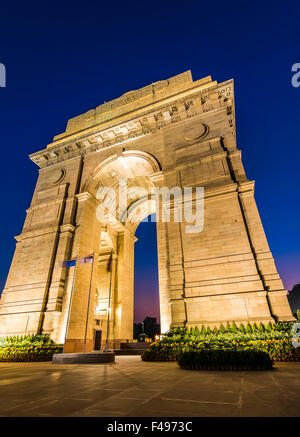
[
  {"xmin": 246, "ymin": 323, "xmax": 253, "ymax": 333},
  {"xmin": 239, "ymin": 324, "xmax": 246, "ymax": 333},
  {"xmin": 219, "ymin": 324, "xmax": 226, "ymax": 334},
  {"xmin": 0, "ymin": 335, "xmax": 63, "ymax": 362},
  {"xmin": 201, "ymin": 325, "xmax": 206, "ymax": 335},
  {"xmin": 142, "ymin": 342, "xmax": 178, "ymax": 362},
  {"xmin": 231, "ymin": 321, "xmax": 238, "ymax": 333},
  {"xmin": 142, "ymin": 338, "xmax": 300, "ymax": 363},
  {"xmin": 142, "ymin": 322, "xmax": 300, "ymax": 363},
  {"xmin": 274, "ymin": 321, "xmax": 295, "ymax": 332},
  {"xmin": 248, "ymin": 339, "xmax": 300, "ymax": 361},
  {"xmin": 0, "ymin": 345, "xmax": 63, "ymax": 362},
  {"xmin": 166, "ymin": 321, "xmax": 297, "ymax": 341},
  {"xmin": 0, "ymin": 334, "xmax": 55, "ymax": 348},
  {"xmin": 178, "ymin": 349, "xmax": 273, "ymax": 371}
]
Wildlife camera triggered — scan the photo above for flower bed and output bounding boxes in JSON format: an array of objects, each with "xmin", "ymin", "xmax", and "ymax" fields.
[
  {"xmin": 0, "ymin": 334, "xmax": 56, "ymax": 348},
  {"xmin": 177, "ymin": 349, "xmax": 273, "ymax": 371},
  {"xmin": 0, "ymin": 345, "xmax": 63, "ymax": 362},
  {"xmin": 0, "ymin": 336, "xmax": 63, "ymax": 362},
  {"xmin": 248, "ymin": 339, "xmax": 300, "ymax": 362},
  {"xmin": 141, "ymin": 322, "xmax": 300, "ymax": 364},
  {"xmin": 142, "ymin": 338, "xmax": 300, "ymax": 362}
]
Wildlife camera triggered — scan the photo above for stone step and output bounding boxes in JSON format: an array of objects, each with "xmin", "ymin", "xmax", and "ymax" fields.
[
  {"xmin": 114, "ymin": 349, "xmax": 146, "ymax": 356},
  {"xmin": 53, "ymin": 352, "xmax": 115, "ymax": 364},
  {"xmin": 120, "ymin": 342, "xmax": 150, "ymax": 350}
]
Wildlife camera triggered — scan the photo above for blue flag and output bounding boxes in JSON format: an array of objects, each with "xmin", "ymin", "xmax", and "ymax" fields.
[{"xmin": 62, "ymin": 259, "xmax": 76, "ymax": 268}]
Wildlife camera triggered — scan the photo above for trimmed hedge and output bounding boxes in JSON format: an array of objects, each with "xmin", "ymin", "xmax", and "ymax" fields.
[
  {"xmin": 141, "ymin": 338, "xmax": 300, "ymax": 363},
  {"xmin": 0, "ymin": 335, "xmax": 63, "ymax": 362},
  {"xmin": 177, "ymin": 349, "xmax": 273, "ymax": 371},
  {"xmin": 0, "ymin": 345, "xmax": 63, "ymax": 362},
  {"xmin": 141, "ymin": 321, "xmax": 300, "ymax": 365},
  {"xmin": 142, "ymin": 343, "xmax": 178, "ymax": 362},
  {"xmin": 162, "ymin": 323, "xmax": 297, "ymax": 343},
  {"xmin": 248, "ymin": 339, "xmax": 300, "ymax": 362},
  {"xmin": 0, "ymin": 334, "xmax": 55, "ymax": 348}
]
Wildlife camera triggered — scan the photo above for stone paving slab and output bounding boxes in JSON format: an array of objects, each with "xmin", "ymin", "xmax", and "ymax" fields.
[{"xmin": 0, "ymin": 356, "xmax": 299, "ymax": 417}]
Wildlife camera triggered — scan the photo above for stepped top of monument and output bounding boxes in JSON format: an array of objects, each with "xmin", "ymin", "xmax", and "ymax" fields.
[
  {"xmin": 52, "ymin": 70, "xmax": 216, "ymax": 143},
  {"xmin": 30, "ymin": 70, "xmax": 234, "ymax": 166}
]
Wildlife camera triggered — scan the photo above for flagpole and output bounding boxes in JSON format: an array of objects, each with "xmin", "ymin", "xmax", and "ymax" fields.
[
  {"xmin": 63, "ymin": 256, "xmax": 78, "ymax": 353},
  {"xmin": 104, "ymin": 250, "xmax": 113, "ymax": 352},
  {"xmin": 83, "ymin": 252, "xmax": 95, "ymax": 353}
]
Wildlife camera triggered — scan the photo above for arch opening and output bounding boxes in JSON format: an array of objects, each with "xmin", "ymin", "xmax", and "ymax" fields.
[
  {"xmin": 133, "ymin": 213, "xmax": 160, "ymax": 341},
  {"xmin": 84, "ymin": 151, "xmax": 164, "ymax": 349}
]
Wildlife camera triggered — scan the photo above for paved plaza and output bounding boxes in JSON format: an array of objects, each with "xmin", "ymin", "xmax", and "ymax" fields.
[{"xmin": 0, "ymin": 356, "xmax": 299, "ymax": 417}]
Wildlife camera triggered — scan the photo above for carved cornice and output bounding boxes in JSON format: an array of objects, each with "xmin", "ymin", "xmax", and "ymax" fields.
[
  {"xmin": 60, "ymin": 224, "xmax": 76, "ymax": 235},
  {"xmin": 75, "ymin": 192, "xmax": 94, "ymax": 203},
  {"xmin": 15, "ymin": 225, "xmax": 59, "ymax": 242},
  {"xmin": 29, "ymin": 79, "xmax": 235, "ymax": 169},
  {"xmin": 99, "ymin": 253, "xmax": 118, "ymax": 263},
  {"xmin": 238, "ymin": 181, "xmax": 255, "ymax": 195}
]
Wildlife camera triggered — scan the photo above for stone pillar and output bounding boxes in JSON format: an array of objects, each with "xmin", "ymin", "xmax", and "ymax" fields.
[
  {"xmin": 114, "ymin": 230, "xmax": 136, "ymax": 346},
  {"xmin": 156, "ymin": 221, "xmax": 172, "ymax": 333},
  {"xmin": 167, "ymin": 220, "xmax": 187, "ymax": 328},
  {"xmin": 47, "ymin": 224, "xmax": 76, "ymax": 343},
  {"xmin": 0, "ymin": 184, "xmax": 69, "ymax": 336},
  {"xmin": 64, "ymin": 192, "xmax": 102, "ymax": 353},
  {"xmin": 238, "ymin": 181, "xmax": 294, "ymax": 321},
  {"xmin": 96, "ymin": 251, "xmax": 118, "ymax": 350}
]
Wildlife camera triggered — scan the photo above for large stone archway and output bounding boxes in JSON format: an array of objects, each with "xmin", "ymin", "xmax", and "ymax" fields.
[
  {"xmin": 0, "ymin": 71, "xmax": 294, "ymax": 350},
  {"xmin": 61, "ymin": 150, "xmax": 164, "ymax": 351}
]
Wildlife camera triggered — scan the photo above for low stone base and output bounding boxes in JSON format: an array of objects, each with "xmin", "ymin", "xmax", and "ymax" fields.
[
  {"xmin": 52, "ymin": 352, "xmax": 115, "ymax": 364},
  {"xmin": 63, "ymin": 339, "xmax": 94, "ymax": 353}
]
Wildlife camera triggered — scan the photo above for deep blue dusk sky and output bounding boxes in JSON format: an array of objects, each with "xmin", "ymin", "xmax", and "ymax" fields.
[{"xmin": 0, "ymin": 1, "xmax": 299, "ymax": 323}]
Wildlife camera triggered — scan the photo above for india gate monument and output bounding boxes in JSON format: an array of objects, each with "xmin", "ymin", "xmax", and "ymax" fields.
[{"xmin": 0, "ymin": 71, "xmax": 294, "ymax": 352}]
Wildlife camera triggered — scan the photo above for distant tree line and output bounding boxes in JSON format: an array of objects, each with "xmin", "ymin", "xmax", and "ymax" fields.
[
  {"xmin": 288, "ymin": 284, "xmax": 300, "ymax": 316},
  {"xmin": 134, "ymin": 317, "xmax": 160, "ymax": 340}
]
